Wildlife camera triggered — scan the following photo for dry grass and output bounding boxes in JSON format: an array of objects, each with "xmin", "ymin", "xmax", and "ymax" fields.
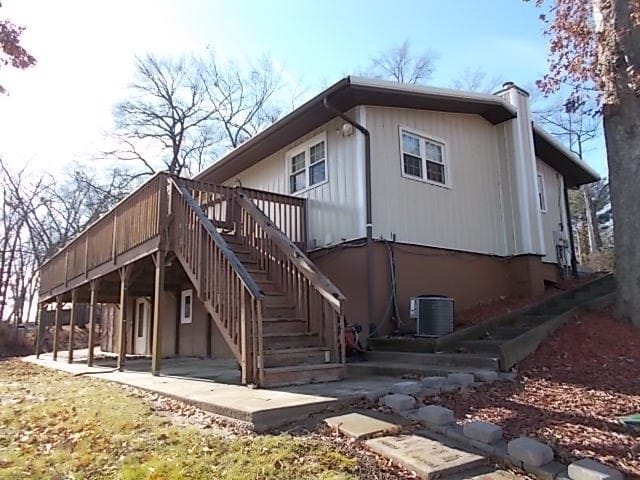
[{"xmin": 0, "ymin": 359, "xmax": 358, "ymax": 480}]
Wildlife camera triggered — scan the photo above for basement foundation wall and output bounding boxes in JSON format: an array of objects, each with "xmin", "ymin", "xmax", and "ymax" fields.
[{"xmin": 309, "ymin": 240, "xmax": 548, "ymax": 342}]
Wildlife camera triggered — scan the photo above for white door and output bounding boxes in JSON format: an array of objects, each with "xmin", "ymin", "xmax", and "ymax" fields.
[{"xmin": 134, "ymin": 298, "xmax": 151, "ymax": 355}]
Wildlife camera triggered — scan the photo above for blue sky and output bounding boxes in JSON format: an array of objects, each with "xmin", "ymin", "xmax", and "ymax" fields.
[{"xmin": 1, "ymin": 0, "xmax": 606, "ymax": 176}]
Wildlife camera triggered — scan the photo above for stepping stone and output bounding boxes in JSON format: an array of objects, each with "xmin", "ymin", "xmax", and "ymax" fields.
[
  {"xmin": 366, "ymin": 434, "xmax": 486, "ymax": 480},
  {"xmin": 463, "ymin": 420, "xmax": 503, "ymax": 444},
  {"xmin": 448, "ymin": 373, "xmax": 475, "ymax": 387},
  {"xmin": 391, "ymin": 381, "xmax": 421, "ymax": 395},
  {"xmin": 417, "ymin": 405, "xmax": 455, "ymax": 426},
  {"xmin": 324, "ymin": 412, "xmax": 400, "ymax": 440},
  {"xmin": 421, "ymin": 376, "xmax": 446, "ymax": 389},
  {"xmin": 380, "ymin": 393, "xmax": 416, "ymax": 412},
  {"xmin": 508, "ymin": 437, "xmax": 554, "ymax": 467},
  {"xmin": 568, "ymin": 459, "xmax": 623, "ymax": 480}
]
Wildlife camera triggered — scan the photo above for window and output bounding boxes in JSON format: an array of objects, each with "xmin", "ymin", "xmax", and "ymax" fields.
[
  {"xmin": 537, "ymin": 172, "xmax": 547, "ymax": 212},
  {"xmin": 137, "ymin": 301, "xmax": 145, "ymax": 337},
  {"xmin": 180, "ymin": 289, "xmax": 193, "ymax": 324},
  {"xmin": 399, "ymin": 129, "xmax": 448, "ymax": 186},
  {"xmin": 287, "ymin": 134, "xmax": 327, "ymax": 194}
]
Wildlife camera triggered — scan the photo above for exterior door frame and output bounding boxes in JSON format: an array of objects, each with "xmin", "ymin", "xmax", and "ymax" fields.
[{"xmin": 134, "ymin": 297, "xmax": 151, "ymax": 355}]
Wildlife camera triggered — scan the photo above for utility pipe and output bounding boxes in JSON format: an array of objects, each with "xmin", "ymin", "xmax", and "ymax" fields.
[
  {"xmin": 564, "ymin": 186, "xmax": 579, "ymax": 278},
  {"xmin": 322, "ymin": 97, "xmax": 373, "ymax": 331}
]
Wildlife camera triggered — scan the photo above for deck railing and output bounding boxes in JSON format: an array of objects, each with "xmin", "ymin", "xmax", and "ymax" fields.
[
  {"xmin": 170, "ymin": 179, "xmax": 265, "ymax": 384},
  {"xmin": 39, "ymin": 174, "xmax": 165, "ymax": 295},
  {"xmin": 235, "ymin": 189, "xmax": 345, "ymax": 368}
]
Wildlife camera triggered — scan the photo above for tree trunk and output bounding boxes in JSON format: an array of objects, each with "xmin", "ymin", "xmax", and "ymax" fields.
[{"xmin": 602, "ymin": 0, "xmax": 640, "ymax": 326}]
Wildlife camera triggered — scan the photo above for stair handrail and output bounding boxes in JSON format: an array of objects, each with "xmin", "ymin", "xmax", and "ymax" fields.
[
  {"xmin": 235, "ymin": 189, "xmax": 345, "ymax": 311},
  {"xmin": 170, "ymin": 178, "xmax": 264, "ymax": 300}
]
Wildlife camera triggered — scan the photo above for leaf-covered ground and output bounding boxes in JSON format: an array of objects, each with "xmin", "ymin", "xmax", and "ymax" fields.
[
  {"xmin": 438, "ymin": 307, "xmax": 640, "ymax": 479},
  {"xmin": 0, "ymin": 360, "xmax": 362, "ymax": 480}
]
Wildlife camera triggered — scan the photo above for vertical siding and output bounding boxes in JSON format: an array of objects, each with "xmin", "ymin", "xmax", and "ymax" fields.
[
  {"xmin": 367, "ymin": 106, "xmax": 507, "ymax": 255},
  {"xmin": 224, "ymin": 108, "xmax": 366, "ymax": 249},
  {"xmin": 536, "ymin": 158, "xmax": 568, "ymax": 263}
]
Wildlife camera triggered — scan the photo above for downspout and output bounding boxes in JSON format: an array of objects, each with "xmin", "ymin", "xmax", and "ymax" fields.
[
  {"xmin": 564, "ymin": 186, "xmax": 579, "ymax": 278},
  {"xmin": 322, "ymin": 97, "xmax": 374, "ymax": 330}
]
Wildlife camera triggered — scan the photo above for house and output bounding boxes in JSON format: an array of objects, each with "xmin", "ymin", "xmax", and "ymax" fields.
[{"xmin": 36, "ymin": 77, "xmax": 598, "ymax": 387}]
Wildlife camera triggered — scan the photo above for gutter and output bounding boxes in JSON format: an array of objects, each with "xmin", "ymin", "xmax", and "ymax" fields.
[{"xmin": 322, "ymin": 97, "xmax": 374, "ymax": 331}]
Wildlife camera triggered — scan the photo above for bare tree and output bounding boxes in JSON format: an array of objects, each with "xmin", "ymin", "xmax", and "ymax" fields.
[
  {"xmin": 366, "ymin": 39, "xmax": 438, "ymax": 84},
  {"xmin": 0, "ymin": 159, "xmax": 134, "ymax": 324},
  {"xmin": 450, "ymin": 67, "xmax": 504, "ymax": 93},
  {"xmin": 534, "ymin": 96, "xmax": 605, "ymax": 257},
  {"xmin": 111, "ymin": 54, "xmax": 218, "ymax": 177},
  {"xmin": 110, "ymin": 53, "xmax": 286, "ymax": 177},
  {"xmin": 201, "ymin": 54, "xmax": 283, "ymax": 149}
]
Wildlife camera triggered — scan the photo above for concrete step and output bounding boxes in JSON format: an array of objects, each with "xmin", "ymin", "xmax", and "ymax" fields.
[
  {"xmin": 346, "ymin": 361, "xmax": 489, "ymax": 379},
  {"xmin": 261, "ymin": 317, "xmax": 308, "ymax": 334},
  {"xmin": 509, "ymin": 314, "xmax": 551, "ymax": 328},
  {"xmin": 263, "ymin": 347, "xmax": 330, "ymax": 367},
  {"xmin": 261, "ymin": 363, "xmax": 345, "ymax": 387},
  {"xmin": 455, "ymin": 339, "xmax": 503, "ymax": 355},
  {"xmin": 482, "ymin": 326, "xmax": 529, "ymax": 340},
  {"xmin": 263, "ymin": 331, "xmax": 321, "ymax": 349},
  {"xmin": 368, "ymin": 336, "xmax": 436, "ymax": 353},
  {"xmin": 364, "ymin": 351, "xmax": 499, "ymax": 370}
]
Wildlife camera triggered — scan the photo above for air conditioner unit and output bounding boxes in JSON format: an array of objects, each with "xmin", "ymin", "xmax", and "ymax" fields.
[{"xmin": 410, "ymin": 295, "xmax": 454, "ymax": 337}]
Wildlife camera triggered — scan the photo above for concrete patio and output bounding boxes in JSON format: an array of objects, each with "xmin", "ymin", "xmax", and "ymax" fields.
[{"xmin": 24, "ymin": 350, "xmax": 400, "ymax": 431}]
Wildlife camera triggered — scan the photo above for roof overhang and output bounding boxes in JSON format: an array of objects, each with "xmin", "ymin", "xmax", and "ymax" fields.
[
  {"xmin": 532, "ymin": 123, "xmax": 600, "ymax": 188},
  {"xmin": 195, "ymin": 76, "xmax": 517, "ymax": 183}
]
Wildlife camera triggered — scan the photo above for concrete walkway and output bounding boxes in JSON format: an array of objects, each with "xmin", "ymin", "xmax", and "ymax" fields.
[{"xmin": 24, "ymin": 351, "xmax": 400, "ymax": 431}]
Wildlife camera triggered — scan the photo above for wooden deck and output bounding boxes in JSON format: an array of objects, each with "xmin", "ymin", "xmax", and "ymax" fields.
[{"xmin": 37, "ymin": 173, "xmax": 345, "ymax": 387}]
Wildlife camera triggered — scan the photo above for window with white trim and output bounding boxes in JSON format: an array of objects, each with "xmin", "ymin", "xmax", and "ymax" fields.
[
  {"xmin": 287, "ymin": 134, "xmax": 327, "ymax": 194},
  {"xmin": 180, "ymin": 289, "xmax": 193, "ymax": 324},
  {"xmin": 400, "ymin": 129, "xmax": 448, "ymax": 186},
  {"xmin": 537, "ymin": 172, "xmax": 547, "ymax": 212}
]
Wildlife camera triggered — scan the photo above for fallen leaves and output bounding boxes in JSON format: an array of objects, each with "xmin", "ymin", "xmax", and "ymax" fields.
[{"xmin": 438, "ymin": 307, "xmax": 640, "ymax": 479}]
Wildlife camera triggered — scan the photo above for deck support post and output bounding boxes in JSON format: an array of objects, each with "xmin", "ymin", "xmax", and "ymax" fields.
[
  {"xmin": 151, "ymin": 251, "xmax": 165, "ymax": 376},
  {"xmin": 87, "ymin": 280, "xmax": 99, "ymax": 367},
  {"xmin": 35, "ymin": 303, "xmax": 45, "ymax": 359},
  {"xmin": 68, "ymin": 289, "xmax": 77, "ymax": 363},
  {"xmin": 52, "ymin": 295, "xmax": 62, "ymax": 361},
  {"xmin": 117, "ymin": 265, "xmax": 132, "ymax": 371}
]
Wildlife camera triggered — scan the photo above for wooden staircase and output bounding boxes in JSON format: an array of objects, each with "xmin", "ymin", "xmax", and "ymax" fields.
[{"xmin": 169, "ymin": 178, "xmax": 346, "ymax": 387}]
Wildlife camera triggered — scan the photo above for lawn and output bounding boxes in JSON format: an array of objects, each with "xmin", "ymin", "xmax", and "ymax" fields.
[
  {"xmin": 0, "ymin": 360, "xmax": 360, "ymax": 480},
  {"xmin": 438, "ymin": 306, "xmax": 640, "ymax": 479}
]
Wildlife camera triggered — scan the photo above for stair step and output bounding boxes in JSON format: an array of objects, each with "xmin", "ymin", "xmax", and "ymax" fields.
[
  {"xmin": 456, "ymin": 339, "xmax": 504, "ymax": 354},
  {"xmin": 244, "ymin": 268, "xmax": 269, "ymax": 281},
  {"xmin": 264, "ymin": 347, "xmax": 331, "ymax": 367},
  {"xmin": 263, "ymin": 304, "xmax": 298, "ymax": 317},
  {"xmin": 510, "ymin": 314, "xmax": 551, "ymax": 328},
  {"xmin": 262, "ymin": 363, "xmax": 345, "ymax": 387},
  {"xmin": 347, "ymin": 361, "xmax": 490, "ymax": 379},
  {"xmin": 263, "ymin": 332, "xmax": 320, "ymax": 349},
  {"xmin": 262, "ymin": 317, "xmax": 307, "ymax": 334},
  {"xmin": 365, "ymin": 350, "xmax": 499, "ymax": 370},
  {"xmin": 482, "ymin": 326, "xmax": 529, "ymax": 340},
  {"xmin": 263, "ymin": 293, "xmax": 294, "ymax": 307}
]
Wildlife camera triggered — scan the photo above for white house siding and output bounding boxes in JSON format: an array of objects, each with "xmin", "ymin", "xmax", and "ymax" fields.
[
  {"xmin": 223, "ymin": 108, "xmax": 366, "ymax": 249},
  {"xmin": 536, "ymin": 158, "xmax": 568, "ymax": 264},
  {"xmin": 367, "ymin": 106, "xmax": 507, "ymax": 256}
]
